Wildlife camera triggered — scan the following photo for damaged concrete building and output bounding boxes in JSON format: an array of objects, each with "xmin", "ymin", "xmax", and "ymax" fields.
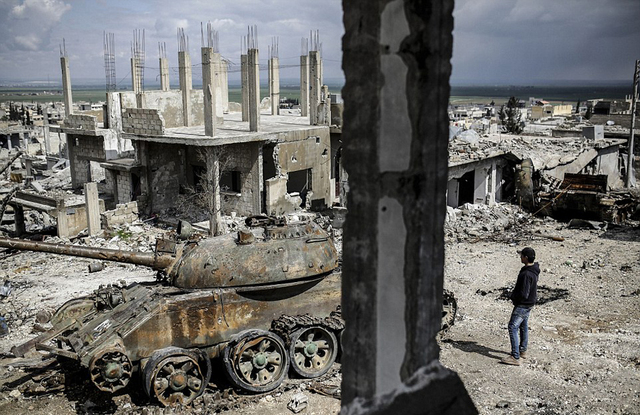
[
  {"xmin": 53, "ymin": 28, "xmax": 335, "ymax": 223},
  {"xmin": 446, "ymin": 128, "xmax": 633, "ymax": 221}
]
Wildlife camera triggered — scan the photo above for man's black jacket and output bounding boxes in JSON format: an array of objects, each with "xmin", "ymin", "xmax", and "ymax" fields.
[{"xmin": 511, "ymin": 262, "xmax": 540, "ymax": 306}]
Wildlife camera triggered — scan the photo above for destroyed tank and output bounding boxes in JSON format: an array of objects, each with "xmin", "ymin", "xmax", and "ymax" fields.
[{"xmin": 0, "ymin": 217, "xmax": 456, "ymax": 407}]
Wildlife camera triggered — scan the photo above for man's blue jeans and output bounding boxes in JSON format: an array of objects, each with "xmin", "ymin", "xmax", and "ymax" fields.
[{"xmin": 508, "ymin": 305, "xmax": 532, "ymax": 359}]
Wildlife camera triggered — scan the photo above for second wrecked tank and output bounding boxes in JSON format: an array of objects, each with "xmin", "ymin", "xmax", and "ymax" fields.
[{"xmin": 0, "ymin": 216, "xmax": 456, "ymax": 406}]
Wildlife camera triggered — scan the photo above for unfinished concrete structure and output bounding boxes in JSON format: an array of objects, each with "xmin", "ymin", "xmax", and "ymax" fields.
[
  {"xmin": 50, "ymin": 24, "xmax": 334, "ymax": 221},
  {"xmin": 300, "ymin": 38, "xmax": 309, "ymax": 117},
  {"xmin": 247, "ymin": 26, "xmax": 260, "ymax": 132},
  {"xmin": 60, "ymin": 41, "xmax": 73, "ymax": 118},
  {"xmin": 341, "ymin": 0, "xmax": 476, "ymax": 414},
  {"xmin": 269, "ymin": 38, "xmax": 280, "ymax": 116}
]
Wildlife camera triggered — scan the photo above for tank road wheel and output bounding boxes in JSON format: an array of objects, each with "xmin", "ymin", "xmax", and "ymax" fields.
[
  {"xmin": 89, "ymin": 348, "xmax": 133, "ymax": 393},
  {"xmin": 441, "ymin": 289, "xmax": 458, "ymax": 332},
  {"xmin": 223, "ymin": 330, "xmax": 289, "ymax": 393},
  {"xmin": 289, "ymin": 326, "xmax": 338, "ymax": 378},
  {"xmin": 143, "ymin": 347, "xmax": 208, "ymax": 407}
]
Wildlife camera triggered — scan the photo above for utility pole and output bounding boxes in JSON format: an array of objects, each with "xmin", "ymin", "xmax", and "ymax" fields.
[{"xmin": 627, "ymin": 59, "xmax": 639, "ymax": 188}]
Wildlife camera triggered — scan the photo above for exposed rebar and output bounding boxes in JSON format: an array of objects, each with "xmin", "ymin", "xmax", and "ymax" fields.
[
  {"xmin": 103, "ymin": 32, "xmax": 116, "ymax": 93},
  {"xmin": 177, "ymin": 27, "xmax": 189, "ymax": 53},
  {"xmin": 247, "ymin": 25, "xmax": 258, "ymax": 50},
  {"xmin": 131, "ymin": 29, "xmax": 146, "ymax": 92}
]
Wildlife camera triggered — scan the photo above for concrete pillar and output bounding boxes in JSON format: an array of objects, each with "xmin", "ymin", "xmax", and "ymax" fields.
[
  {"xmin": 248, "ymin": 48, "xmax": 260, "ymax": 132},
  {"xmin": 84, "ymin": 182, "xmax": 100, "ymax": 236},
  {"xmin": 222, "ymin": 59, "xmax": 229, "ymax": 113},
  {"xmin": 60, "ymin": 56, "xmax": 73, "ymax": 117},
  {"xmin": 300, "ymin": 55, "xmax": 309, "ymax": 117},
  {"xmin": 213, "ymin": 53, "xmax": 224, "ymax": 119},
  {"xmin": 131, "ymin": 57, "xmax": 142, "ymax": 94},
  {"xmin": 201, "ymin": 47, "xmax": 217, "ymax": 137},
  {"xmin": 43, "ymin": 125, "xmax": 51, "ymax": 155},
  {"xmin": 24, "ymin": 158, "xmax": 33, "ymax": 177},
  {"xmin": 19, "ymin": 133, "xmax": 27, "ymax": 155},
  {"xmin": 159, "ymin": 57, "xmax": 170, "ymax": 91},
  {"xmin": 318, "ymin": 85, "xmax": 331, "ymax": 125},
  {"xmin": 269, "ymin": 57, "xmax": 280, "ymax": 115},
  {"xmin": 178, "ymin": 51, "xmax": 192, "ymax": 127},
  {"xmin": 489, "ymin": 161, "xmax": 497, "ymax": 206},
  {"xmin": 308, "ymin": 51, "xmax": 320, "ymax": 125},
  {"xmin": 341, "ymin": 0, "xmax": 476, "ymax": 414},
  {"xmin": 241, "ymin": 54, "xmax": 249, "ymax": 121},
  {"xmin": 473, "ymin": 166, "xmax": 487, "ymax": 204},
  {"xmin": 55, "ymin": 198, "xmax": 69, "ymax": 238}
]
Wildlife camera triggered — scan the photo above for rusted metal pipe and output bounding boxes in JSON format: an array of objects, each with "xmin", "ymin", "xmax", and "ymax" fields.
[{"xmin": 0, "ymin": 237, "xmax": 175, "ymax": 271}]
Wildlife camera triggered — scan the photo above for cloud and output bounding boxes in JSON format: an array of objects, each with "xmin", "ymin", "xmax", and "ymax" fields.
[{"xmin": 4, "ymin": 0, "xmax": 71, "ymax": 51}]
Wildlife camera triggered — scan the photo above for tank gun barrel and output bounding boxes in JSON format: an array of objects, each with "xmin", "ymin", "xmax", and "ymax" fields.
[{"xmin": 0, "ymin": 237, "xmax": 175, "ymax": 270}]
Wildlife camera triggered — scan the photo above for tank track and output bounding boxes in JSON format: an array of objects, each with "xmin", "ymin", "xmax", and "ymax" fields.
[{"xmin": 271, "ymin": 307, "xmax": 344, "ymax": 344}]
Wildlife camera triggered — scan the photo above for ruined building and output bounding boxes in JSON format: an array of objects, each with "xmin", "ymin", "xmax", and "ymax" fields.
[{"xmin": 53, "ymin": 27, "xmax": 335, "ymax": 221}]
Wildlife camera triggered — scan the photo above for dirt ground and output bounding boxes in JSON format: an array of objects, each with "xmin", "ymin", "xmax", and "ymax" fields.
[
  {"xmin": 440, "ymin": 218, "xmax": 640, "ymax": 415},
  {"xmin": 0, "ymin": 214, "xmax": 638, "ymax": 414}
]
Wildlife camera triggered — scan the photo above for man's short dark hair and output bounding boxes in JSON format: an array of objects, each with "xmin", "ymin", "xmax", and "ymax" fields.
[{"xmin": 519, "ymin": 247, "xmax": 536, "ymax": 263}]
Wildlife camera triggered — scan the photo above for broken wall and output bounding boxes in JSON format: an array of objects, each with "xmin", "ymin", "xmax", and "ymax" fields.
[
  {"xmin": 269, "ymin": 127, "xmax": 332, "ymax": 211},
  {"xmin": 185, "ymin": 142, "xmax": 262, "ymax": 216},
  {"xmin": 66, "ymin": 135, "xmax": 106, "ymax": 188},
  {"xmin": 139, "ymin": 141, "xmax": 185, "ymax": 213}
]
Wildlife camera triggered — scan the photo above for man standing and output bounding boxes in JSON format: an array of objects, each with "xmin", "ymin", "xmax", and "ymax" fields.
[{"xmin": 501, "ymin": 247, "xmax": 540, "ymax": 366}]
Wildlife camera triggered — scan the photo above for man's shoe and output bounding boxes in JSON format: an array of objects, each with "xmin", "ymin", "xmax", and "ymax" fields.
[
  {"xmin": 500, "ymin": 355, "xmax": 520, "ymax": 366},
  {"xmin": 520, "ymin": 351, "xmax": 527, "ymax": 359}
]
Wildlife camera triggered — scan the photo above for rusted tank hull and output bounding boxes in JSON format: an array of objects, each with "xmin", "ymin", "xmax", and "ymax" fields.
[
  {"xmin": 122, "ymin": 272, "xmax": 341, "ymax": 363},
  {"xmin": 44, "ymin": 272, "xmax": 341, "ymax": 368}
]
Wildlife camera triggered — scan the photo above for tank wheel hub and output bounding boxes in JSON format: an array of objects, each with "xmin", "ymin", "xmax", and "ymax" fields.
[
  {"xmin": 89, "ymin": 348, "xmax": 133, "ymax": 393},
  {"xmin": 303, "ymin": 342, "xmax": 319, "ymax": 357},
  {"xmin": 170, "ymin": 372, "xmax": 188, "ymax": 391},
  {"xmin": 289, "ymin": 326, "xmax": 338, "ymax": 379},
  {"xmin": 103, "ymin": 362, "xmax": 124, "ymax": 382},
  {"xmin": 143, "ymin": 347, "xmax": 210, "ymax": 407},
  {"xmin": 223, "ymin": 330, "xmax": 289, "ymax": 393},
  {"xmin": 252, "ymin": 353, "xmax": 268, "ymax": 369}
]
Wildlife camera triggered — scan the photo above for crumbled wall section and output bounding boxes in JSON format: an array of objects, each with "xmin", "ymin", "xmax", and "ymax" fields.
[
  {"xmin": 64, "ymin": 114, "xmax": 97, "ymax": 130},
  {"xmin": 67, "ymin": 134, "xmax": 106, "ymax": 188},
  {"xmin": 122, "ymin": 108, "xmax": 165, "ymax": 136},
  {"xmin": 101, "ymin": 201, "xmax": 138, "ymax": 228}
]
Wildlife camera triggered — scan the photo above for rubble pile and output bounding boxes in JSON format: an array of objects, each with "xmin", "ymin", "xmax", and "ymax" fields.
[{"xmin": 445, "ymin": 203, "xmax": 532, "ymax": 242}]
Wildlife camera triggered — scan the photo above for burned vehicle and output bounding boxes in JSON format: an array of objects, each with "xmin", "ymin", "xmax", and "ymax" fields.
[{"xmin": 0, "ymin": 217, "xmax": 457, "ymax": 407}]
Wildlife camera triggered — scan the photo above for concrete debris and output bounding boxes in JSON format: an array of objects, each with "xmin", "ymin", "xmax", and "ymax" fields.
[
  {"xmin": 287, "ymin": 393, "xmax": 308, "ymax": 413},
  {"xmin": 445, "ymin": 203, "xmax": 531, "ymax": 242}
]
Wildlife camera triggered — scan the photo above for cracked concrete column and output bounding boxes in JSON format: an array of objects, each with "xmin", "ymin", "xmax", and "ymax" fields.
[
  {"xmin": 341, "ymin": 0, "xmax": 477, "ymax": 414},
  {"xmin": 241, "ymin": 54, "xmax": 249, "ymax": 121},
  {"xmin": 60, "ymin": 56, "xmax": 73, "ymax": 117},
  {"xmin": 213, "ymin": 52, "xmax": 224, "ymax": 119},
  {"xmin": 159, "ymin": 57, "xmax": 170, "ymax": 91},
  {"xmin": 300, "ymin": 54, "xmax": 309, "ymax": 117},
  {"xmin": 84, "ymin": 182, "xmax": 100, "ymax": 236},
  {"xmin": 308, "ymin": 51, "xmax": 320, "ymax": 125},
  {"xmin": 131, "ymin": 57, "xmax": 142, "ymax": 94},
  {"xmin": 202, "ymin": 47, "xmax": 217, "ymax": 137},
  {"xmin": 269, "ymin": 57, "xmax": 280, "ymax": 115},
  {"xmin": 222, "ymin": 59, "xmax": 229, "ymax": 114},
  {"xmin": 179, "ymin": 51, "xmax": 192, "ymax": 127},
  {"xmin": 248, "ymin": 48, "xmax": 260, "ymax": 132}
]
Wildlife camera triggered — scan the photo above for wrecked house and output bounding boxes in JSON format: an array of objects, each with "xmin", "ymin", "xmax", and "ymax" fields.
[
  {"xmin": 50, "ymin": 31, "xmax": 335, "ymax": 223},
  {"xmin": 446, "ymin": 132, "xmax": 630, "ymax": 220}
]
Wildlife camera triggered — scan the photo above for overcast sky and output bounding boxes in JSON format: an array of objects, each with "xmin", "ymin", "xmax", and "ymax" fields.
[{"xmin": 0, "ymin": 0, "xmax": 639, "ymax": 85}]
